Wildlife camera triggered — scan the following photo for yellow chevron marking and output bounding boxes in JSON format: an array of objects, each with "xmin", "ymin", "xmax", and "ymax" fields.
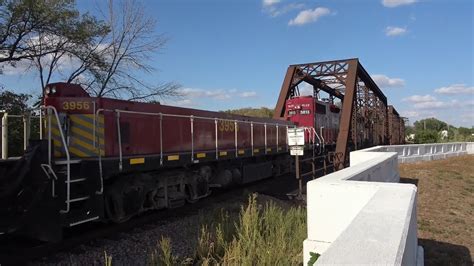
[
  {"xmin": 219, "ymin": 151, "xmax": 227, "ymax": 156},
  {"xmin": 68, "ymin": 146, "xmax": 90, "ymax": 157},
  {"xmin": 69, "ymin": 115, "xmax": 94, "ymax": 130},
  {"xmin": 167, "ymin": 155, "xmax": 179, "ymax": 161},
  {"xmin": 253, "ymin": 149, "xmax": 260, "ymax": 153},
  {"xmin": 72, "ymin": 114, "xmax": 104, "ymax": 125},
  {"xmin": 238, "ymin": 149, "xmax": 245, "ymax": 155},
  {"xmin": 51, "ymin": 126, "xmax": 62, "ymax": 137},
  {"xmin": 130, "ymin": 157, "xmax": 145, "ymax": 165},
  {"xmin": 70, "ymin": 137, "xmax": 97, "ymax": 153},
  {"xmin": 53, "ymin": 140, "xmax": 62, "ymax": 147},
  {"xmin": 71, "ymin": 126, "xmax": 105, "ymax": 145},
  {"xmin": 196, "ymin": 153, "xmax": 206, "ymax": 158},
  {"xmin": 84, "ymin": 114, "xmax": 105, "ymax": 124},
  {"xmin": 266, "ymin": 148, "xmax": 272, "ymax": 152}
]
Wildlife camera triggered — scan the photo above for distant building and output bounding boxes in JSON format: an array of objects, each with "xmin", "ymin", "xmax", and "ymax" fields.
[{"xmin": 440, "ymin": 130, "xmax": 448, "ymax": 139}]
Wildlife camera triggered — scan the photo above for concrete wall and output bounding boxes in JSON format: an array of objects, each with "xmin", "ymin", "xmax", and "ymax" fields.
[
  {"xmin": 303, "ymin": 145, "xmax": 437, "ymax": 265},
  {"xmin": 364, "ymin": 142, "xmax": 474, "ymax": 163},
  {"xmin": 304, "ymin": 142, "xmax": 473, "ymax": 265}
]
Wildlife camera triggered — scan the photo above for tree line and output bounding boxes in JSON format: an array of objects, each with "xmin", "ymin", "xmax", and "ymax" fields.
[{"xmin": 405, "ymin": 118, "xmax": 474, "ymax": 143}]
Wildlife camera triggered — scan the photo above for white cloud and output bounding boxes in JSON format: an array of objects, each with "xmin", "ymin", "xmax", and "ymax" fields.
[
  {"xmin": 239, "ymin": 91, "xmax": 257, "ymax": 98},
  {"xmin": 385, "ymin": 26, "xmax": 407, "ymax": 37},
  {"xmin": 403, "ymin": 94, "xmax": 458, "ymax": 110},
  {"xmin": 264, "ymin": 3, "xmax": 305, "ymax": 17},
  {"xmin": 262, "ymin": 0, "xmax": 280, "ymax": 7},
  {"xmin": 412, "ymin": 100, "xmax": 457, "ymax": 110},
  {"xmin": 382, "ymin": 0, "xmax": 416, "ymax": 8},
  {"xmin": 434, "ymin": 84, "xmax": 474, "ymax": 95},
  {"xmin": 403, "ymin": 95, "xmax": 436, "ymax": 103},
  {"xmin": 400, "ymin": 110, "xmax": 420, "ymax": 118},
  {"xmin": 461, "ymin": 113, "xmax": 474, "ymax": 122},
  {"xmin": 178, "ymin": 88, "xmax": 257, "ymax": 101},
  {"xmin": 0, "ymin": 61, "xmax": 31, "ymax": 75},
  {"xmin": 372, "ymin": 74, "xmax": 405, "ymax": 88},
  {"xmin": 179, "ymin": 88, "xmax": 230, "ymax": 100},
  {"xmin": 288, "ymin": 7, "xmax": 331, "ymax": 26}
]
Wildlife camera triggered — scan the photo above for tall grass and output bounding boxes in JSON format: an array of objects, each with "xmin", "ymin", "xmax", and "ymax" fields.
[
  {"xmin": 149, "ymin": 236, "xmax": 175, "ymax": 266},
  {"xmin": 104, "ymin": 194, "xmax": 306, "ymax": 265},
  {"xmin": 195, "ymin": 194, "xmax": 306, "ymax": 265}
]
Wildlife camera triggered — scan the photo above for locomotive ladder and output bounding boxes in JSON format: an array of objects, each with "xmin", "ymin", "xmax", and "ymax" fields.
[
  {"xmin": 39, "ymin": 106, "xmax": 73, "ymax": 213},
  {"xmin": 41, "ymin": 106, "xmax": 101, "ymax": 226}
]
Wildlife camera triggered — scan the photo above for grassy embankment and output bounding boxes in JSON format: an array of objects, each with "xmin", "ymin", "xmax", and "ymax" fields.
[{"xmin": 399, "ymin": 155, "xmax": 474, "ymax": 265}]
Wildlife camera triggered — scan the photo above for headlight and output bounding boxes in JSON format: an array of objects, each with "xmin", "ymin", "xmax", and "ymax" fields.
[
  {"xmin": 45, "ymin": 87, "xmax": 50, "ymax": 95},
  {"xmin": 51, "ymin": 86, "xmax": 57, "ymax": 94}
]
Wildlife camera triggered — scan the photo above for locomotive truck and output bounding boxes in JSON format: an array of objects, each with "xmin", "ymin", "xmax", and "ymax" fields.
[{"xmin": 0, "ymin": 82, "xmax": 340, "ymax": 241}]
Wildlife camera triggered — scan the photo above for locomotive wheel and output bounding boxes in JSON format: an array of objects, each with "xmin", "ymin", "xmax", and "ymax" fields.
[
  {"xmin": 104, "ymin": 174, "xmax": 153, "ymax": 223},
  {"xmin": 185, "ymin": 184, "xmax": 199, "ymax": 204}
]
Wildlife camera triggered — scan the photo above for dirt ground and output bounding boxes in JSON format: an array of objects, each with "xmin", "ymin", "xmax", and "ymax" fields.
[{"xmin": 399, "ymin": 155, "xmax": 474, "ymax": 266}]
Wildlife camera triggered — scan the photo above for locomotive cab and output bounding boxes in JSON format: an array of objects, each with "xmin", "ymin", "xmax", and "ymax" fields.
[{"xmin": 285, "ymin": 95, "xmax": 341, "ymax": 148}]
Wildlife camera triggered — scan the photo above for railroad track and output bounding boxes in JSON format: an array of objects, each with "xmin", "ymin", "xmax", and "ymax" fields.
[{"xmin": 0, "ymin": 170, "xmax": 321, "ymax": 265}]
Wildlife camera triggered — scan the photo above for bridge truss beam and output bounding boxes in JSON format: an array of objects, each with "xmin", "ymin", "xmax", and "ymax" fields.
[{"xmin": 274, "ymin": 58, "xmax": 390, "ymax": 169}]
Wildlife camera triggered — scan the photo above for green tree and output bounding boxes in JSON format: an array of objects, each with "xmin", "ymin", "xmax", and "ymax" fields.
[
  {"xmin": 223, "ymin": 107, "xmax": 274, "ymax": 118},
  {"xmin": 1, "ymin": 0, "xmax": 109, "ymax": 97},
  {"xmin": 414, "ymin": 129, "xmax": 440, "ymax": 144},
  {"xmin": 1, "ymin": 0, "xmax": 99, "ymax": 63},
  {"xmin": 405, "ymin": 125, "xmax": 414, "ymax": 136},
  {"xmin": 1, "ymin": 0, "xmax": 179, "ymax": 101},
  {"xmin": 414, "ymin": 118, "xmax": 448, "ymax": 132},
  {"xmin": 0, "ymin": 88, "xmax": 37, "ymax": 156}
]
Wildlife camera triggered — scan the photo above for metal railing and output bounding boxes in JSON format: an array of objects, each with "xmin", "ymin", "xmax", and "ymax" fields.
[
  {"xmin": 0, "ymin": 112, "xmax": 36, "ymax": 159},
  {"xmin": 96, "ymin": 108, "xmax": 291, "ymax": 174},
  {"xmin": 42, "ymin": 106, "xmax": 72, "ymax": 213}
]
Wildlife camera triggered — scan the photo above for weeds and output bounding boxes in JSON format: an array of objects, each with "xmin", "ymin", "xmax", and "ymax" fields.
[
  {"xmin": 104, "ymin": 194, "xmax": 306, "ymax": 265},
  {"xmin": 149, "ymin": 236, "xmax": 175, "ymax": 266},
  {"xmin": 195, "ymin": 194, "xmax": 306, "ymax": 265},
  {"xmin": 104, "ymin": 251, "xmax": 112, "ymax": 266}
]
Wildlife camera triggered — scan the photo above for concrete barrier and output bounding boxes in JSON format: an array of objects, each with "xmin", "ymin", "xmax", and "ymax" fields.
[
  {"xmin": 303, "ymin": 146, "xmax": 430, "ymax": 265},
  {"xmin": 304, "ymin": 142, "xmax": 472, "ymax": 265},
  {"xmin": 363, "ymin": 142, "xmax": 474, "ymax": 163}
]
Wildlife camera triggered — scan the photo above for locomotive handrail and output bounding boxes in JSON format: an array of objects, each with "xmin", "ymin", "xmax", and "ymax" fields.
[
  {"xmin": 319, "ymin": 126, "xmax": 326, "ymax": 154},
  {"xmin": 95, "ymin": 108, "xmax": 105, "ymax": 194},
  {"xmin": 94, "ymin": 108, "xmax": 290, "ymax": 173},
  {"xmin": 101, "ymin": 108, "xmax": 289, "ymax": 127},
  {"xmin": 42, "ymin": 105, "xmax": 71, "ymax": 214},
  {"xmin": 304, "ymin": 127, "xmax": 323, "ymax": 155},
  {"xmin": 313, "ymin": 127, "xmax": 323, "ymax": 155}
]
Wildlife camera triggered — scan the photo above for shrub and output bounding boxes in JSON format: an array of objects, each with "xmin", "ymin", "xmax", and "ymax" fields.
[{"xmin": 195, "ymin": 194, "xmax": 306, "ymax": 265}]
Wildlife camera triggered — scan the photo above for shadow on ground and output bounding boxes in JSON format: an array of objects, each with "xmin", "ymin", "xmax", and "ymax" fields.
[
  {"xmin": 400, "ymin": 176, "xmax": 419, "ymax": 186},
  {"xmin": 419, "ymin": 238, "xmax": 472, "ymax": 266}
]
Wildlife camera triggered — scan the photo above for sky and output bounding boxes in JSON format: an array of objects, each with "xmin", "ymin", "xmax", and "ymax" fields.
[{"xmin": 1, "ymin": 0, "xmax": 473, "ymax": 126}]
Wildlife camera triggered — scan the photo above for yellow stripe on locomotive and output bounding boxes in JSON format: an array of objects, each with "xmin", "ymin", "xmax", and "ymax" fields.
[{"xmin": 50, "ymin": 114, "xmax": 105, "ymax": 158}]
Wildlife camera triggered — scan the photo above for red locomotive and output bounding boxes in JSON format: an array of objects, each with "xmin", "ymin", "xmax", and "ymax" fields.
[
  {"xmin": 0, "ymin": 82, "xmax": 344, "ymax": 241},
  {"xmin": 0, "ymin": 83, "xmax": 294, "ymax": 241},
  {"xmin": 285, "ymin": 96, "xmax": 341, "ymax": 149}
]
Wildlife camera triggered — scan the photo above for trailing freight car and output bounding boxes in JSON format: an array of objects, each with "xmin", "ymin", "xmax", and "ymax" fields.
[
  {"xmin": 388, "ymin": 105, "xmax": 405, "ymax": 145},
  {"xmin": 0, "ymin": 83, "xmax": 293, "ymax": 241}
]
